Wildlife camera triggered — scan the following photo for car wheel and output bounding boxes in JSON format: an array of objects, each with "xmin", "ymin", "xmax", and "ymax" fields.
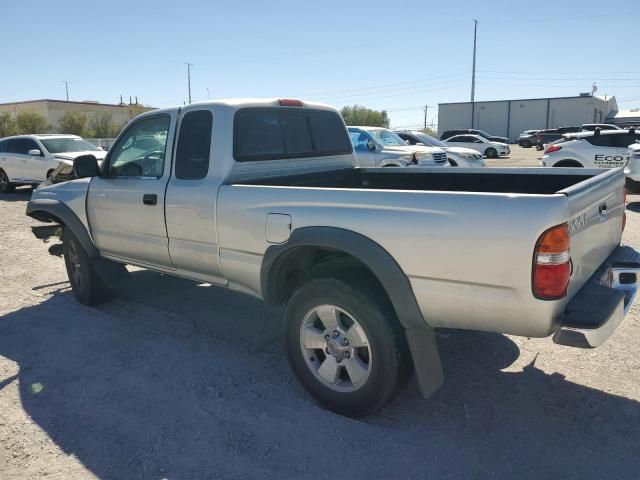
[
  {"xmin": 522, "ymin": 140, "xmax": 532, "ymax": 148},
  {"xmin": 62, "ymin": 228, "xmax": 112, "ymax": 305},
  {"xmin": 284, "ymin": 278, "xmax": 411, "ymax": 417},
  {"xmin": 485, "ymin": 147, "xmax": 498, "ymax": 158},
  {"xmin": 626, "ymin": 178, "xmax": 640, "ymax": 194},
  {"xmin": 0, "ymin": 169, "xmax": 15, "ymax": 193}
]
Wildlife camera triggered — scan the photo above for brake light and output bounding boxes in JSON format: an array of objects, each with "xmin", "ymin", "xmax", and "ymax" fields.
[
  {"xmin": 545, "ymin": 144, "xmax": 562, "ymax": 154},
  {"xmin": 279, "ymin": 99, "xmax": 303, "ymax": 107},
  {"xmin": 533, "ymin": 223, "xmax": 570, "ymax": 299}
]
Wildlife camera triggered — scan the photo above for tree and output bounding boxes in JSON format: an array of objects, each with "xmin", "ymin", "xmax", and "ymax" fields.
[
  {"xmin": 0, "ymin": 113, "xmax": 17, "ymax": 137},
  {"xmin": 15, "ymin": 111, "xmax": 49, "ymax": 134},
  {"xmin": 340, "ymin": 105, "xmax": 390, "ymax": 128},
  {"xmin": 59, "ymin": 111, "xmax": 87, "ymax": 136},
  {"xmin": 126, "ymin": 104, "xmax": 152, "ymax": 119},
  {"xmin": 89, "ymin": 112, "xmax": 121, "ymax": 138}
]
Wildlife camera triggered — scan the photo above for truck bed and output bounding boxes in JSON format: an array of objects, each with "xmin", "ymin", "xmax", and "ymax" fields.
[{"xmin": 240, "ymin": 167, "xmax": 595, "ymax": 195}]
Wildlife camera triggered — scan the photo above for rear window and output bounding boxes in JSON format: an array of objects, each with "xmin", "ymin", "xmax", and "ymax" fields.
[{"xmin": 234, "ymin": 108, "xmax": 352, "ymax": 161}]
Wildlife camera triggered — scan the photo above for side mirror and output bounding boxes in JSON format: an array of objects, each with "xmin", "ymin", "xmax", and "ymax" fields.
[
  {"xmin": 28, "ymin": 149, "xmax": 42, "ymax": 157},
  {"xmin": 367, "ymin": 140, "xmax": 376, "ymax": 152},
  {"xmin": 73, "ymin": 154, "xmax": 100, "ymax": 178}
]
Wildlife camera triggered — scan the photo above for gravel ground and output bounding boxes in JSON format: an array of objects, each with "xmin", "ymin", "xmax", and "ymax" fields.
[{"xmin": 1, "ymin": 150, "xmax": 639, "ymax": 479}]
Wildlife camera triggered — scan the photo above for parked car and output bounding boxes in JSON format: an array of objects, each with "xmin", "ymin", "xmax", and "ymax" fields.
[
  {"xmin": 440, "ymin": 128, "xmax": 509, "ymax": 144},
  {"xmin": 348, "ymin": 127, "xmax": 448, "ymax": 167},
  {"xmin": 444, "ymin": 134, "xmax": 510, "ymax": 158},
  {"xmin": 26, "ymin": 98, "xmax": 639, "ymax": 417},
  {"xmin": 0, "ymin": 134, "xmax": 106, "ymax": 193},
  {"xmin": 518, "ymin": 130, "xmax": 541, "ymax": 148},
  {"xmin": 394, "ymin": 130, "xmax": 485, "ymax": 167},
  {"xmin": 581, "ymin": 123, "xmax": 622, "ymax": 132},
  {"xmin": 625, "ymin": 142, "xmax": 640, "ymax": 193},
  {"xmin": 540, "ymin": 128, "xmax": 640, "ymax": 169}
]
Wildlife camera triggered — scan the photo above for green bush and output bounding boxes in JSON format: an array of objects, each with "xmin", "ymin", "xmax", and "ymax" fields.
[
  {"xmin": 16, "ymin": 111, "xmax": 49, "ymax": 134},
  {"xmin": 340, "ymin": 105, "xmax": 390, "ymax": 128},
  {"xmin": 59, "ymin": 111, "xmax": 87, "ymax": 136}
]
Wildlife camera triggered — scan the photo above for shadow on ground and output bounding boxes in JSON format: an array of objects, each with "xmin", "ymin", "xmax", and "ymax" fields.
[{"xmin": 1, "ymin": 271, "xmax": 639, "ymax": 479}]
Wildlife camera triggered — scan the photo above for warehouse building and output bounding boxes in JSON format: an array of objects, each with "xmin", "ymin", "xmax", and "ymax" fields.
[
  {"xmin": 438, "ymin": 94, "xmax": 619, "ymax": 142},
  {"xmin": 0, "ymin": 98, "xmax": 144, "ymax": 133}
]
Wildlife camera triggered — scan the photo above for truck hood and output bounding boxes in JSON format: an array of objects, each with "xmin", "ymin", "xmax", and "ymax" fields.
[
  {"xmin": 54, "ymin": 150, "xmax": 107, "ymax": 165},
  {"xmin": 382, "ymin": 145, "xmax": 446, "ymax": 155},
  {"xmin": 443, "ymin": 146, "xmax": 482, "ymax": 156}
]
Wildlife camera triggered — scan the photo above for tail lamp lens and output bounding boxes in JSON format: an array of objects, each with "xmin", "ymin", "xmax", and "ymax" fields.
[
  {"xmin": 545, "ymin": 145, "xmax": 562, "ymax": 154},
  {"xmin": 533, "ymin": 223, "xmax": 570, "ymax": 299}
]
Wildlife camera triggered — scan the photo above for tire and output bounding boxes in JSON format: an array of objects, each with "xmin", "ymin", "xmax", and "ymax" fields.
[
  {"xmin": 522, "ymin": 140, "xmax": 532, "ymax": 148},
  {"xmin": 552, "ymin": 160, "xmax": 583, "ymax": 168},
  {"xmin": 485, "ymin": 147, "xmax": 498, "ymax": 158},
  {"xmin": 626, "ymin": 178, "xmax": 640, "ymax": 194},
  {"xmin": 62, "ymin": 228, "xmax": 112, "ymax": 305},
  {"xmin": 0, "ymin": 169, "xmax": 15, "ymax": 193},
  {"xmin": 284, "ymin": 278, "xmax": 411, "ymax": 417},
  {"xmin": 449, "ymin": 159, "xmax": 459, "ymax": 167}
]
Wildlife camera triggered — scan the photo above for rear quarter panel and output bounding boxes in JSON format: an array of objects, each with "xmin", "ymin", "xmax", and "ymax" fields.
[{"xmin": 217, "ymin": 182, "xmax": 572, "ymax": 337}]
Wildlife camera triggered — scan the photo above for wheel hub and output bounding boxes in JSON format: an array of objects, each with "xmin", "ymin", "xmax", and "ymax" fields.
[{"xmin": 326, "ymin": 336, "xmax": 349, "ymax": 362}]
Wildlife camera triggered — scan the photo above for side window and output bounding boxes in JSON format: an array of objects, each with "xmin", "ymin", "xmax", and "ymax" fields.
[
  {"xmin": 586, "ymin": 135, "xmax": 615, "ymax": 147},
  {"xmin": 24, "ymin": 139, "xmax": 40, "ymax": 155},
  {"xmin": 613, "ymin": 134, "xmax": 636, "ymax": 148},
  {"xmin": 175, "ymin": 110, "xmax": 213, "ymax": 180},
  {"xmin": 8, "ymin": 139, "xmax": 28, "ymax": 154},
  {"xmin": 398, "ymin": 133, "xmax": 416, "ymax": 145},
  {"xmin": 349, "ymin": 131, "xmax": 370, "ymax": 151},
  {"xmin": 108, "ymin": 115, "xmax": 171, "ymax": 178},
  {"xmin": 0, "ymin": 140, "xmax": 7, "ymax": 153}
]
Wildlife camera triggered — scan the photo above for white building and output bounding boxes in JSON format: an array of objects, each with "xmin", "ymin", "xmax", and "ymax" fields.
[{"xmin": 438, "ymin": 94, "xmax": 619, "ymax": 142}]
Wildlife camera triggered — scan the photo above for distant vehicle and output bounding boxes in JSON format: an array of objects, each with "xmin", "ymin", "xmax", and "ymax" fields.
[
  {"xmin": 394, "ymin": 130, "xmax": 485, "ymax": 167},
  {"xmin": 348, "ymin": 127, "xmax": 448, "ymax": 167},
  {"xmin": 439, "ymin": 129, "xmax": 509, "ymax": 145},
  {"xmin": 581, "ymin": 123, "xmax": 622, "ymax": 132},
  {"xmin": 625, "ymin": 142, "xmax": 640, "ymax": 193},
  {"xmin": 0, "ymin": 134, "xmax": 106, "ymax": 193},
  {"xmin": 518, "ymin": 130, "xmax": 541, "ymax": 148},
  {"xmin": 444, "ymin": 134, "xmax": 510, "ymax": 158},
  {"xmin": 540, "ymin": 128, "xmax": 639, "ymax": 169}
]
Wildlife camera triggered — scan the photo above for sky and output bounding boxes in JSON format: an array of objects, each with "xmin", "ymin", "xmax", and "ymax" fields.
[{"xmin": 1, "ymin": 0, "xmax": 639, "ymax": 129}]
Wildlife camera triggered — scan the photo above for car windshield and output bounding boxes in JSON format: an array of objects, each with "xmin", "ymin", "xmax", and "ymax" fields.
[
  {"xmin": 364, "ymin": 128, "xmax": 407, "ymax": 147},
  {"xmin": 415, "ymin": 133, "xmax": 446, "ymax": 147},
  {"xmin": 41, "ymin": 137, "xmax": 100, "ymax": 153}
]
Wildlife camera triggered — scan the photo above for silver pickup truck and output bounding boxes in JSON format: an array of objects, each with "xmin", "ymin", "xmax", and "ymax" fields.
[{"xmin": 26, "ymin": 98, "xmax": 640, "ymax": 417}]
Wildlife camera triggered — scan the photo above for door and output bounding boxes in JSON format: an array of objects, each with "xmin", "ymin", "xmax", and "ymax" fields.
[
  {"xmin": 86, "ymin": 113, "xmax": 176, "ymax": 268},
  {"xmin": 164, "ymin": 108, "xmax": 225, "ymax": 284},
  {"xmin": 586, "ymin": 134, "xmax": 623, "ymax": 168},
  {"xmin": 5, "ymin": 138, "xmax": 36, "ymax": 181},
  {"xmin": 19, "ymin": 138, "xmax": 48, "ymax": 181},
  {"xmin": 349, "ymin": 130, "xmax": 377, "ymax": 167}
]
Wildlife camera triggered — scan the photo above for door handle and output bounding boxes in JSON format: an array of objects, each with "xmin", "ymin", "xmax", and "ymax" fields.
[{"xmin": 143, "ymin": 194, "xmax": 157, "ymax": 205}]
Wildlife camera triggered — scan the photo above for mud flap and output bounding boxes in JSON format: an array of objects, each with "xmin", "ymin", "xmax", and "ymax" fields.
[{"xmin": 405, "ymin": 324, "xmax": 444, "ymax": 398}]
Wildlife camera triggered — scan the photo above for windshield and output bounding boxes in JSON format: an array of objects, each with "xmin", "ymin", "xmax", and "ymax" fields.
[
  {"xmin": 364, "ymin": 128, "xmax": 407, "ymax": 147},
  {"xmin": 41, "ymin": 137, "xmax": 100, "ymax": 154},
  {"xmin": 415, "ymin": 133, "xmax": 446, "ymax": 147}
]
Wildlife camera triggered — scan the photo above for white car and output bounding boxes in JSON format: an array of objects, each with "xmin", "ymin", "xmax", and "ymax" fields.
[
  {"xmin": 444, "ymin": 134, "xmax": 510, "ymax": 158},
  {"xmin": 626, "ymin": 142, "xmax": 640, "ymax": 193},
  {"xmin": 0, "ymin": 134, "xmax": 106, "ymax": 193},
  {"xmin": 348, "ymin": 127, "xmax": 448, "ymax": 167},
  {"xmin": 395, "ymin": 130, "xmax": 485, "ymax": 167},
  {"xmin": 540, "ymin": 129, "xmax": 639, "ymax": 169}
]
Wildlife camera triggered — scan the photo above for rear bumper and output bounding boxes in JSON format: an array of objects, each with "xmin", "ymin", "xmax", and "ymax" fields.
[{"xmin": 554, "ymin": 246, "xmax": 640, "ymax": 348}]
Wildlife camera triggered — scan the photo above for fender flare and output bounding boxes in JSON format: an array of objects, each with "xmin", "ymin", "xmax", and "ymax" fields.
[
  {"xmin": 26, "ymin": 198, "xmax": 98, "ymax": 257},
  {"xmin": 261, "ymin": 226, "xmax": 444, "ymax": 398}
]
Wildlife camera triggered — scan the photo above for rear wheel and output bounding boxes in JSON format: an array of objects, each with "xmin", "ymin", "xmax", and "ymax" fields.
[
  {"xmin": 62, "ymin": 228, "xmax": 112, "ymax": 305},
  {"xmin": 284, "ymin": 278, "xmax": 411, "ymax": 417},
  {"xmin": 485, "ymin": 147, "xmax": 498, "ymax": 158},
  {"xmin": 0, "ymin": 169, "xmax": 15, "ymax": 193},
  {"xmin": 521, "ymin": 140, "xmax": 532, "ymax": 148}
]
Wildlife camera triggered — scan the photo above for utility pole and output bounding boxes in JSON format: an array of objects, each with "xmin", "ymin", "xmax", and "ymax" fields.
[
  {"xmin": 206, "ymin": 87, "xmax": 211, "ymax": 100},
  {"xmin": 185, "ymin": 63, "xmax": 193, "ymax": 104},
  {"xmin": 470, "ymin": 19, "xmax": 478, "ymax": 128},
  {"xmin": 62, "ymin": 81, "xmax": 70, "ymax": 101},
  {"xmin": 424, "ymin": 105, "xmax": 428, "ymax": 130}
]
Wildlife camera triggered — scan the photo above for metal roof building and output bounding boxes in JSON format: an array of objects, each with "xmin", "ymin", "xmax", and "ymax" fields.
[{"xmin": 438, "ymin": 94, "xmax": 619, "ymax": 142}]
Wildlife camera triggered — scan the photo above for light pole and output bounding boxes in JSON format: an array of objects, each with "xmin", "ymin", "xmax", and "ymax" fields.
[
  {"xmin": 470, "ymin": 19, "xmax": 478, "ymax": 128},
  {"xmin": 424, "ymin": 105, "xmax": 428, "ymax": 130},
  {"xmin": 62, "ymin": 80, "xmax": 70, "ymax": 101},
  {"xmin": 185, "ymin": 63, "xmax": 193, "ymax": 104}
]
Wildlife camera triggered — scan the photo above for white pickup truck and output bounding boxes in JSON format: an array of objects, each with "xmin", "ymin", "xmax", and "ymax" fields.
[{"xmin": 27, "ymin": 98, "xmax": 640, "ymax": 417}]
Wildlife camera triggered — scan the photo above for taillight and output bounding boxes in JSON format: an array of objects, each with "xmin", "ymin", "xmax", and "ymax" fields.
[
  {"xmin": 545, "ymin": 144, "xmax": 562, "ymax": 154},
  {"xmin": 533, "ymin": 223, "xmax": 570, "ymax": 299},
  {"xmin": 279, "ymin": 98, "xmax": 303, "ymax": 107}
]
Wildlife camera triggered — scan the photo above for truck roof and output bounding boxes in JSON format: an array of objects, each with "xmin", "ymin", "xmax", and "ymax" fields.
[{"xmin": 148, "ymin": 98, "xmax": 338, "ymax": 116}]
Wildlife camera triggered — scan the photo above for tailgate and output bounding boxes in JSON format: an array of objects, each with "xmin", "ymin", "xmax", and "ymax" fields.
[{"xmin": 559, "ymin": 168, "xmax": 626, "ymax": 298}]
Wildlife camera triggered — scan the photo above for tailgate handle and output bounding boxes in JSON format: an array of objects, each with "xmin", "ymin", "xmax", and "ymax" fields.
[{"xmin": 599, "ymin": 203, "xmax": 608, "ymax": 215}]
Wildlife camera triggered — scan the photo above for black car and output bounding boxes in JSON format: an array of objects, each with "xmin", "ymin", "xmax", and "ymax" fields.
[{"xmin": 440, "ymin": 129, "xmax": 509, "ymax": 144}]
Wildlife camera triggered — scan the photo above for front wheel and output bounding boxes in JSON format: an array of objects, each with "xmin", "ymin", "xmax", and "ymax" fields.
[
  {"xmin": 62, "ymin": 228, "xmax": 112, "ymax": 305},
  {"xmin": 284, "ymin": 278, "xmax": 411, "ymax": 417},
  {"xmin": 521, "ymin": 140, "xmax": 532, "ymax": 148},
  {"xmin": 485, "ymin": 147, "xmax": 498, "ymax": 158}
]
